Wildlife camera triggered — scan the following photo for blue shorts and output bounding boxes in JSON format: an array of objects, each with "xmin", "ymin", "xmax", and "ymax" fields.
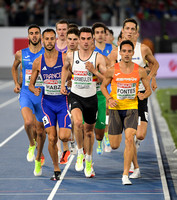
[
  {"xmin": 107, "ymin": 84, "xmax": 111, "ymax": 94},
  {"xmin": 19, "ymin": 90, "xmax": 43, "ymax": 122},
  {"xmin": 41, "ymin": 95, "xmax": 71, "ymax": 129}
]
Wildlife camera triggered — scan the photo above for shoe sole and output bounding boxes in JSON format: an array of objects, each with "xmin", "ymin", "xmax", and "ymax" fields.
[
  {"xmin": 34, "ymin": 169, "xmax": 42, "ymax": 176},
  {"xmin": 27, "ymin": 155, "xmax": 35, "ymax": 162}
]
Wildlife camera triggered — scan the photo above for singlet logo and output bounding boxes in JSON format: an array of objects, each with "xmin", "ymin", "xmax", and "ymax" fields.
[
  {"xmin": 42, "ymin": 66, "xmax": 47, "ymax": 70},
  {"xmin": 132, "ymin": 57, "xmax": 140, "ymax": 60},
  {"xmin": 54, "ymin": 65, "xmax": 62, "ymax": 69},
  {"xmin": 115, "ymin": 73, "xmax": 121, "ymax": 76},
  {"xmin": 76, "ymin": 60, "xmax": 79, "ymax": 64}
]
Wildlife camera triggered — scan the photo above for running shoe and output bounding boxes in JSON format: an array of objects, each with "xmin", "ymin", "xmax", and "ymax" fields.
[
  {"xmin": 135, "ymin": 137, "xmax": 141, "ymax": 150},
  {"xmin": 129, "ymin": 162, "xmax": 134, "ymax": 173},
  {"xmin": 129, "ymin": 168, "xmax": 141, "ymax": 179},
  {"xmin": 96, "ymin": 141, "xmax": 103, "ymax": 155},
  {"xmin": 122, "ymin": 175, "xmax": 132, "ymax": 185},
  {"xmin": 60, "ymin": 150, "xmax": 70, "ymax": 164},
  {"xmin": 50, "ymin": 171, "xmax": 61, "ymax": 181},
  {"xmin": 84, "ymin": 160, "xmax": 95, "ymax": 178},
  {"xmin": 69, "ymin": 141, "xmax": 77, "ymax": 155},
  {"xmin": 34, "ymin": 160, "xmax": 42, "ymax": 176},
  {"xmin": 104, "ymin": 135, "xmax": 112, "ymax": 152},
  {"xmin": 41, "ymin": 155, "xmax": 45, "ymax": 166},
  {"xmin": 27, "ymin": 145, "xmax": 36, "ymax": 162},
  {"xmin": 75, "ymin": 153, "xmax": 84, "ymax": 171}
]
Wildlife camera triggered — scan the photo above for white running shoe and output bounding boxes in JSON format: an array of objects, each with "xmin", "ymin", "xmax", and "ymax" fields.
[
  {"xmin": 122, "ymin": 175, "xmax": 132, "ymax": 185},
  {"xmin": 129, "ymin": 168, "xmax": 141, "ymax": 179},
  {"xmin": 104, "ymin": 145, "xmax": 112, "ymax": 152},
  {"xmin": 134, "ymin": 136, "xmax": 141, "ymax": 150},
  {"xmin": 69, "ymin": 141, "xmax": 77, "ymax": 155},
  {"xmin": 75, "ymin": 154, "xmax": 84, "ymax": 171},
  {"xmin": 129, "ymin": 162, "xmax": 134, "ymax": 173}
]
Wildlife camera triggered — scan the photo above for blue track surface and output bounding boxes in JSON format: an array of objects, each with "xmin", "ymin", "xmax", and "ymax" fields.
[{"xmin": 0, "ymin": 80, "xmax": 170, "ymax": 200}]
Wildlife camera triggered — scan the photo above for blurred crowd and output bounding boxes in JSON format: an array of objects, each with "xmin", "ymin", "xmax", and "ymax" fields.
[{"xmin": 0, "ymin": 0, "xmax": 177, "ymax": 26}]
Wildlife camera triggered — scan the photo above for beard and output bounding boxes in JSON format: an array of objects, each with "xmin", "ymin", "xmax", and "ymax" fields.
[
  {"xmin": 44, "ymin": 44, "xmax": 55, "ymax": 51},
  {"xmin": 29, "ymin": 38, "xmax": 41, "ymax": 46}
]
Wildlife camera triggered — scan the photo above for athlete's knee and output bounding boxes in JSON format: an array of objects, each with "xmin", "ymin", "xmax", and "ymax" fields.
[
  {"xmin": 85, "ymin": 130, "xmax": 94, "ymax": 138},
  {"xmin": 24, "ymin": 119, "xmax": 33, "ymax": 129},
  {"xmin": 48, "ymin": 135, "xmax": 57, "ymax": 146},
  {"xmin": 74, "ymin": 119, "xmax": 83, "ymax": 130},
  {"xmin": 95, "ymin": 134, "xmax": 104, "ymax": 141}
]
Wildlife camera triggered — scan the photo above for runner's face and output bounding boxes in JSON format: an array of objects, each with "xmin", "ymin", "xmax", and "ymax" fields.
[
  {"xmin": 79, "ymin": 32, "xmax": 93, "ymax": 51},
  {"xmin": 67, "ymin": 34, "xmax": 79, "ymax": 51},
  {"xmin": 120, "ymin": 44, "xmax": 134, "ymax": 63},
  {"xmin": 122, "ymin": 22, "xmax": 137, "ymax": 41},
  {"xmin": 56, "ymin": 24, "xmax": 68, "ymax": 40},
  {"xmin": 105, "ymin": 29, "xmax": 111, "ymax": 43},
  {"xmin": 43, "ymin": 32, "xmax": 56, "ymax": 51},
  {"xmin": 28, "ymin": 28, "xmax": 41, "ymax": 46},
  {"xmin": 94, "ymin": 27, "xmax": 105, "ymax": 43}
]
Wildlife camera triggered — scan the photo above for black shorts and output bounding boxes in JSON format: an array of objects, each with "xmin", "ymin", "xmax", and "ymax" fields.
[
  {"xmin": 69, "ymin": 92, "xmax": 98, "ymax": 124},
  {"xmin": 138, "ymin": 91, "xmax": 148, "ymax": 123},
  {"xmin": 108, "ymin": 109, "xmax": 138, "ymax": 135}
]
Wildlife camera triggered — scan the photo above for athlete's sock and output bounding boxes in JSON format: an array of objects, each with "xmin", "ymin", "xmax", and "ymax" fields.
[
  {"xmin": 104, "ymin": 132, "xmax": 109, "ymax": 139},
  {"xmin": 78, "ymin": 148, "xmax": 84, "ymax": 155},
  {"xmin": 85, "ymin": 154, "xmax": 92, "ymax": 162}
]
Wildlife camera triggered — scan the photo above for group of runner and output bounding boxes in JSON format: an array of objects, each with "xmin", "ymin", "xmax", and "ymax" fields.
[{"xmin": 11, "ymin": 18, "xmax": 159, "ymax": 184}]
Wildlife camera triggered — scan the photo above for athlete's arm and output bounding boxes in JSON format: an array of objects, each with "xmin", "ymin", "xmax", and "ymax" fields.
[
  {"xmin": 141, "ymin": 44, "xmax": 159, "ymax": 80},
  {"xmin": 85, "ymin": 53, "xmax": 106, "ymax": 81},
  {"xmin": 61, "ymin": 52, "xmax": 72, "ymax": 95},
  {"xmin": 138, "ymin": 67, "xmax": 152, "ymax": 100},
  {"xmin": 29, "ymin": 56, "xmax": 41, "ymax": 96},
  {"xmin": 107, "ymin": 48, "xmax": 118, "ymax": 66},
  {"xmin": 101, "ymin": 67, "xmax": 118, "ymax": 108},
  {"xmin": 11, "ymin": 50, "xmax": 22, "ymax": 93}
]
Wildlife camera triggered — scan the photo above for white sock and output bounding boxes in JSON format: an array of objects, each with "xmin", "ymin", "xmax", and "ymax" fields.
[
  {"xmin": 78, "ymin": 148, "xmax": 83, "ymax": 155},
  {"xmin": 85, "ymin": 154, "xmax": 92, "ymax": 162}
]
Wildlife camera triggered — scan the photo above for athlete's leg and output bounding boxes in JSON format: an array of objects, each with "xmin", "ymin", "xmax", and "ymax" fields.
[
  {"xmin": 46, "ymin": 126, "xmax": 60, "ymax": 172},
  {"xmin": 21, "ymin": 107, "xmax": 35, "ymax": 146},
  {"xmin": 123, "ymin": 128, "xmax": 136, "ymax": 176}
]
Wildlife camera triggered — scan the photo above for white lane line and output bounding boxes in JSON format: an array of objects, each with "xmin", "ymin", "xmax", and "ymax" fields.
[
  {"xmin": 0, "ymin": 192, "xmax": 164, "ymax": 196},
  {"xmin": 149, "ymin": 98, "xmax": 171, "ymax": 200},
  {"xmin": 0, "ymin": 125, "xmax": 24, "ymax": 147},
  {"xmin": 0, "ymin": 81, "xmax": 13, "ymax": 90},
  {"xmin": 0, "ymin": 96, "xmax": 18, "ymax": 109},
  {"xmin": 47, "ymin": 155, "xmax": 75, "ymax": 200}
]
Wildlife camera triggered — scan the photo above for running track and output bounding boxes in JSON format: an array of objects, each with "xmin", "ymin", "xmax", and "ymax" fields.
[{"xmin": 0, "ymin": 80, "xmax": 171, "ymax": 200}]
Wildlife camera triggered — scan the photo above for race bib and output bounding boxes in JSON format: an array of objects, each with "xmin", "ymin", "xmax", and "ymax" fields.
[
  {"xmin": 117, "ymin": 83, "xmax": 136, "ymax": 100},
  {"xmin": 44, "ymin": 79, "xmax": 61, "ymax": 95},
  {"xmin": 73, "ymin": 70, "xmax": 92, "ymax": 89},
  {"xmin": 25, "ymin": 69, "xmax": 43, "ymax": 86}
]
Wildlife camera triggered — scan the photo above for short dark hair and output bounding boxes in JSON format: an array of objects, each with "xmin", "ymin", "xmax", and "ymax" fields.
[
  {"xmin": 55, "ymin": 19, "xmax": 69, "ymax": 29},
  {"xmin": 69, "ymin": 23, "xmax": 79, "ymax": 30},
  {"xmin": 120, "ymin": 40, "xmax": 134, "ymax": 50},
  {"xmin": 67, "ymin": 28, "xmax": 79, "ymax": 37},
  {"xmin": 109, "ymin": 29, "xmax": 114, "ymax": 36},
  {"xmin": 118, "ymin": 31, "xmax": 122, "ymax": 41},
  {"xmin": 42, "ymin": 28, "xmax": 56, "ymax": 37},
  {"xmin": 79, "ymin": 27, "xmax": 93, "ymax": 37},
  {"xmin": 123, "ymin": 18, "xmax": 138, "ymax": 30},
  {"xmin": 92, "ymin": 22, "xmax": 107, "ymax": 34},
  {"xmin": 28, "ymin": 24, "xmax": 41, "ymax": 33}
]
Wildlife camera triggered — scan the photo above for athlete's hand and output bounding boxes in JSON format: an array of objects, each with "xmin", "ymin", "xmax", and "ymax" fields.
[
  {"xmin": 138, "ymin": 92, "xmax": 145, "ymax": 100},
  {"xmin": 60, "ymin": 86, "xmax": 68, "ymax": 95},
  {"xmin": 151, "ymin": 77, "xmax": 157, "ymax": 91},
  {"xmin": 14, "ymin": 83, "xmax": 21, "ymax": 93},
  {"xmin": 85, "ymin": 61, "xmax": 96, "ymax": 74},
  {"xmin": 34, "ymin": 87, "xmax": 41, "ymax": 96},
  {"xmin": 108, "ymin": 98, "xmax": 118, "ymax": 108}
]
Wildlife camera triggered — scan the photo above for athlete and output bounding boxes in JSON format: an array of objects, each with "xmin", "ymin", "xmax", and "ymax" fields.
[
  {"xmin": 92, "ymin": 22, "xmax": 112, "ymax": 154},
  {"xmin": 29, "ymin": 28, "xmax": 71, "ymax": 181},
  {"xmin": 12, "ymin": 24, "xmax": 46, "ymax": 176},
  {"xmin": 61, "ymin": 27, "xmax": 107, "ymax": 178},
  {"xmin": 55, "ymin": 19, "xmax": 70, "ymax": 164},
  {"xmin": 101, "ymin": 40, "xmax": 151, "ymax": 185},
  {"xmin": 108, "ymin": 18, "xmax": 159, "ymax": 177},
  {"xmin": 105, "ymin": 28, "xmax": 117, "ymax": 49}
]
